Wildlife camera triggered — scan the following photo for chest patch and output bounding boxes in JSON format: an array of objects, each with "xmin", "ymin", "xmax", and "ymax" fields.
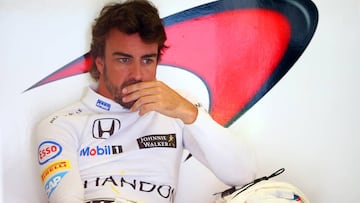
[{"xmin": 137, "ymin": 134, "xmax": 176, "ymax": 149}]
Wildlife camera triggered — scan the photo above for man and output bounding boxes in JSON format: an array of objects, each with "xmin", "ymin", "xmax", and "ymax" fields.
[{"xmin": 35, "ymin": 0, "xmax": 256, "ymax": 202}]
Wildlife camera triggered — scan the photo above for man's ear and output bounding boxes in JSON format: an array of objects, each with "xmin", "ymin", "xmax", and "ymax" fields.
[{"xmin": 95, "ymin": 57, "xmax": 104, "ymax": 74}]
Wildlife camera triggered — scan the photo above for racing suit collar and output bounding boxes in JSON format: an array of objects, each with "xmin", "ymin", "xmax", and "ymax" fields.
[{"xmin": 83, "ymin": 84, "xmax": 132, "ymax": 113}]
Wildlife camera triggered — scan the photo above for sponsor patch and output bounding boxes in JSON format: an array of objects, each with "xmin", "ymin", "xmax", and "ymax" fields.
[
  {"xmin": 96, "ymin": 99, "xmax": 111, "ymax": 111},
  {"xmin": 79, "ymin": 145, "xmax": 122, "ymax": 157},
  {"xmin": 45, "ymin": 171, "xmax": 68, "ymax": 198},
  {"xmin": 41, "ymin": 160, "xmax": 71, "ymax": 183},
  {"xmin": 38, "ymin": 141, "xmax": 62, "ymax": 165},
  {"xmin": 92, "ymin": 118, "xmax": 121, "ymax": 139},
  {"xmin": 137, "ymin": 134, "xmax": 176, "ymax": 149},
  {"xmin": 83, "ymin": 176, "xmax": 175, "ymax": 200}
]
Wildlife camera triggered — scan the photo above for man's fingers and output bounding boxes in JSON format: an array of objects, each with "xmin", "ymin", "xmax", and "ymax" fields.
[
  {"xmin": 122, "ymin": 81, "xmax": 162, "ymax": 103},
  {"xmin": 122, "ymin": 81, "xmax": 160, "ymax": 94},
  {"xmin": 121, "ymin": 80, "xmax": 196, "ymax": 123},
  {"xmin": 137, "ymin": 103, "xmax": 159, "ymax": 116},
  {"xmin": 130, "ymin": 95, "xmax": 160, "ymax": 112},
  {"xmin": 122, "ymin": 86, "xmax": 156, "ymax": 103}
]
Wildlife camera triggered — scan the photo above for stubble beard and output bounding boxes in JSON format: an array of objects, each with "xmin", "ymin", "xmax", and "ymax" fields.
[{"xmin": 103, "ymin": 65, "xmax": 142, "ymax": 109}]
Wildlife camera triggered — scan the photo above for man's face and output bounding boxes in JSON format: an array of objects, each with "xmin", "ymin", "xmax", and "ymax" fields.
[{"xmin": 95, "ymin": 29, "xmax": 158, "ymax": 108}]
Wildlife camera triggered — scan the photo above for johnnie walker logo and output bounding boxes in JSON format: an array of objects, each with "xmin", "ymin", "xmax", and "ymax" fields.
[{"xmin": 137, "ymin": 134, "xmax": 177, "ymax": 149}]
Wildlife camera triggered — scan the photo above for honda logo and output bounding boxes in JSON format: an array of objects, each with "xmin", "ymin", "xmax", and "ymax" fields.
[{"xmin": 92, "ymin": 118, "xmax": 121, "ymax": 139}]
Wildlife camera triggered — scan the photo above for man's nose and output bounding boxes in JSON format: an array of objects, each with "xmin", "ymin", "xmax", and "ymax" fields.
[{"xmin": 130, "ymin": 62, "xmax": 142, "ymax": 80}]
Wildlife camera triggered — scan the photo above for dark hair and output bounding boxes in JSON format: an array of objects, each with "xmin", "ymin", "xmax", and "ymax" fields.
[{"xmin": 89, "ymin": 0, "xmax": 168, "ymax": 80}]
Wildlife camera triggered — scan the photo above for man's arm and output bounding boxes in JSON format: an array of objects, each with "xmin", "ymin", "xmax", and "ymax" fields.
[
  {"xmin": 35, "ymin": 119, "xmax": 84, "ymax": 203},
  {"xmin": 183, "ymin": 107, "xmax": 256, "ymax": 186},
  {"xmin": 123, "ymin": 80, "xmax": 256, "ymax": 185}
]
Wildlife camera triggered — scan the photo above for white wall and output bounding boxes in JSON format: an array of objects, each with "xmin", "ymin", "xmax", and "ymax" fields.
[{"xmin": 1, "ymin": 0, "xmax": 359, "ymax": 202}]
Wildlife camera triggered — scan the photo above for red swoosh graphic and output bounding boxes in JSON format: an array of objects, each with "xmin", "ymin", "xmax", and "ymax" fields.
[
  {"xmin": 162, "ymin": 9, "xmax": 290, "ymax": 125},
  {"xmin": 25, "ymin": 53, "xmax": 92, "ymax": 90}
]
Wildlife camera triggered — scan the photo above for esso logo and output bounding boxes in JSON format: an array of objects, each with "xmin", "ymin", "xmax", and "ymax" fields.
[{"xmin": 38, "ymin": 141, "xmax": 62, "ymax": 165}]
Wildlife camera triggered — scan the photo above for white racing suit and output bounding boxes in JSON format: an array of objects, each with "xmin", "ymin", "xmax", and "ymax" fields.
[{"xmin": 35, "ymin": 86, "xmax": 256, "ymax": 203}]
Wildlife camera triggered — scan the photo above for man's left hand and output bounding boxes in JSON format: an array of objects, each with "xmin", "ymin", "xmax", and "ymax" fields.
[{"xmin": 122, "ymin": 80, "xmax": 198, "ymax": 124}]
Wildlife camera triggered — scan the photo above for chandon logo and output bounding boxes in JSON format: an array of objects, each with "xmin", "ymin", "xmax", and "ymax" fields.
[
  {"xmin": 92, "ymin": 118, "xmax": 121, "ymax": 139},
  {"xmin": 83, "ymin": 176, "xmax": 175, "ymax": 201}
]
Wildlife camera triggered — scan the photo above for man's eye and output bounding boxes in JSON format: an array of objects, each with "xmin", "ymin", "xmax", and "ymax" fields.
[
  {"xmin": 118, "ymin": 58, "xmax": 130, "ymax": 63},
  {"xmin": 142, "ymin": 58, "xmax": 154, "ymax": 64}
]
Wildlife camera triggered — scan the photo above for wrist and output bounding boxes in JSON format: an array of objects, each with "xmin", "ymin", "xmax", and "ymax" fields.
[{"xmin": 182, "ymin": 103, "xmax": 198, "ymax": 124}]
